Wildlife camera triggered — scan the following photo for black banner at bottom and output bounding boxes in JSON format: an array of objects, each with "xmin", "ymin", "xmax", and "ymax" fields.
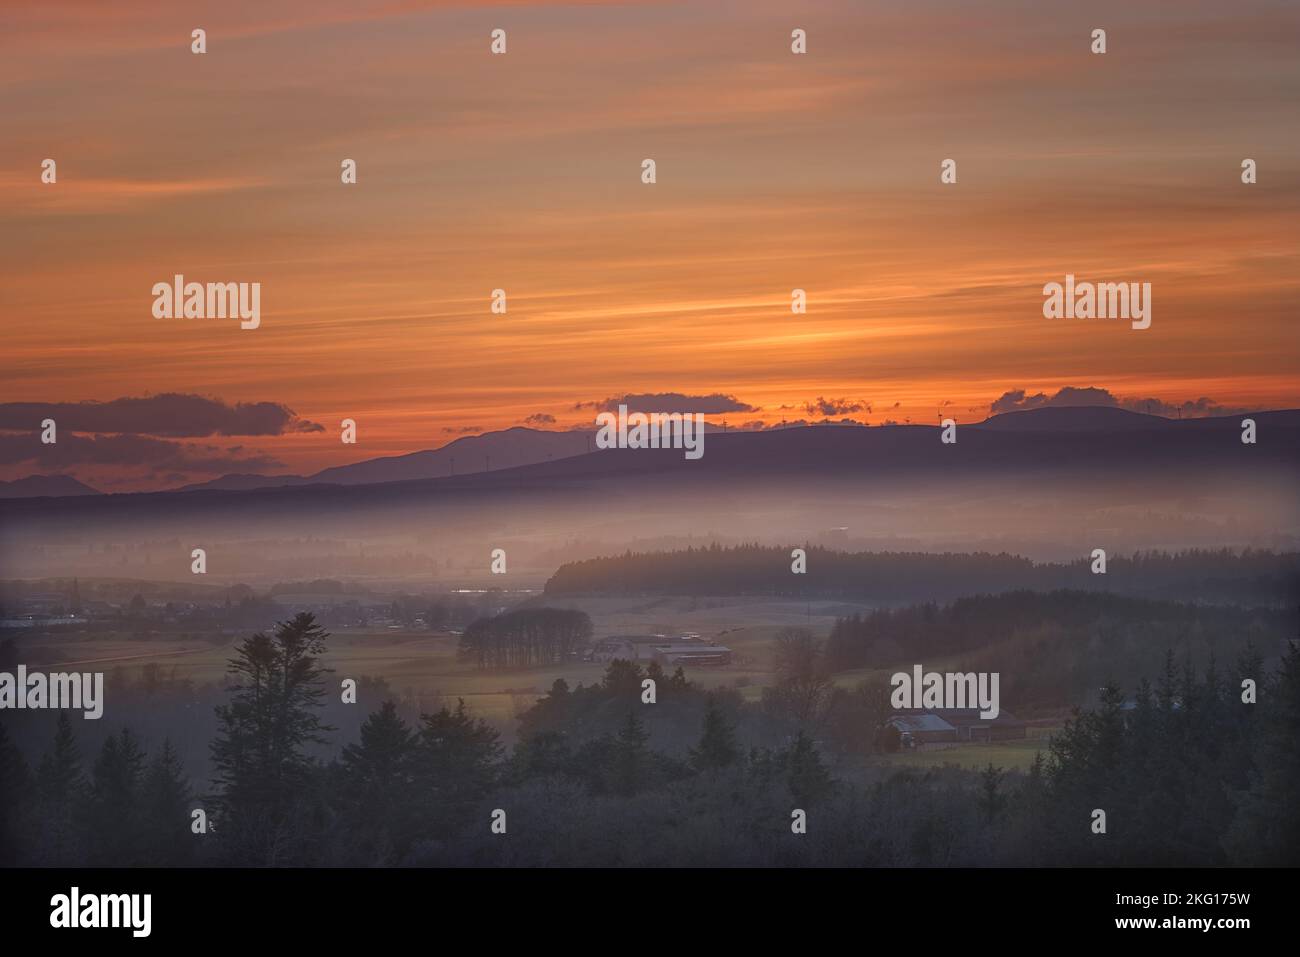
[{"xmin": 0, "ymin": 866, "xmax": 1284, "ymax": 944}]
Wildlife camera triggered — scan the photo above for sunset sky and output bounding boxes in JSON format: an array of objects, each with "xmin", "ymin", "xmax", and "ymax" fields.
[{"xmin": 2, "ymin": 0, "xmax": 1298, "ymax": 489}]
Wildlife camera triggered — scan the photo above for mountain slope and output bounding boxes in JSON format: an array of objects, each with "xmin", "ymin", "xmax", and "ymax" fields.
[
  {"xmin": 0, "ymin": 474, "xmax": 101, "ymax": 498},
  {"xmin": 177, "ymin": 427, "xmax": 594, "ymax": 492},
  {"xmin": 311, "ymin": 427, "xmax": 593, "ymax": 485},
  {"xmin": 974, "ymin": 406, "xmax": 1175, "ymax": 432}
]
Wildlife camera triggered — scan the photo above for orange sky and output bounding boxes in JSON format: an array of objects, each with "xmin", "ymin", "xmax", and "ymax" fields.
[{"xmin": 1, "ymin": 0, "xmax": 1298, "ymax": 488}]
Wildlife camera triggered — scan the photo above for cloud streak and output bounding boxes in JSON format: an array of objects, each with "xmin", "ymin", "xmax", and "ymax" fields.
[
  {"xmin": 574, "ymin": 393, "xmax": 759, "ymax": 415},
  {"xmin": 0, "ymin": 431, "xmax": 283, "ymax": 473},
  {"xmin": 0, "ymin": 394, "xmax": 322, "ymax": 437}
]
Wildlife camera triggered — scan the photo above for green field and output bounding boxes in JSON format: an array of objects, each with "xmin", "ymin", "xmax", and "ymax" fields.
[
  {"xmin": 16, "ymin": 593, "xmax": 1067, "ymax": 743},
  {"xmin": 25, "ymin": 629, "xmax": 602, "ymax": 726},
  {"xmin": 16, "ymin": 599, "xmax": 831, "ymax": 725},
  {"xmin": 872, "ymin": 726, "xmax": 1058, "ymax": 772}
]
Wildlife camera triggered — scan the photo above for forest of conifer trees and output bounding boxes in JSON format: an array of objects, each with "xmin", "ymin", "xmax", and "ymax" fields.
[{"xmin": 2, "ymin": 610, "xmax": 1296, "ymax": 867}]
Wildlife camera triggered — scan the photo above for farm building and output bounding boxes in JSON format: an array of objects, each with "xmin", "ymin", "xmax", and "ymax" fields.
[
  {"xmin": 892, "ymin": 708, "xmax": 1027, "ymax": 742},
  {"xmin": 886, "ymin": 713, "xmax": 958, "ymax": 746},
  {"xmin": 936, "ymin": 708, "xmax": 1027, "ymax": 741},
  {"xmin": 652, "ymin": 643, "xmax": 732, "ymax": 666},
  {"xmin": 588, "ymin": 634, "xmax": 671, "ymax": 662},
  {"xmin": 588, "ymin": 633, "xmax": 731, "ymax": 666}
]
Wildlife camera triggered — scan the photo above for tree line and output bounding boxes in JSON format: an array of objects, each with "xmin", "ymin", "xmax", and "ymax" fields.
[
  {"xmin": 544, "ymin": 544, "xmax": 1298, "ymax": 605},
  {"xmin": 0, "ymin": 717, "xmax": 191, "ymax": 866},
  {"xmin": 458, "ymin": 607, "xmax": 593, "ymax": 669},
  {"xmin": 825, "ymin": 589, "xmax": 1293, "ymax": 710}
]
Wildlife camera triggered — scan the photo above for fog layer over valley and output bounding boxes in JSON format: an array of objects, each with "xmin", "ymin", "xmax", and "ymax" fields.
[{"xmin": 2, "ymin": 412, "xmax": 1296, "ymax": 584}]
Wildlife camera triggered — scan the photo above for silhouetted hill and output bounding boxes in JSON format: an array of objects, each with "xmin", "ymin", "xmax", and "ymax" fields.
[
  {"xmin": 177, "ymin": 426, "xmax": 593, "ymax": 491},
  {"xmin": 310, "ymin": 426, "xmax": 592, "ymax": 485},
  {"xmin": 0, "ymin": 474, "xmax": 100, "ymax": 498},
  {"xmin": 176, "ymin": 472, "xmax": 309, "ymax": 492},
  {"xmin": 172, "ymin": 407, "xmax": 1287, "ymax": 495},
  {"xmin": 975, "ymin": 406, "xmax": 1174, "ymax": 432},
  {"xmin": 1, "ymin": 409, "xmax": 1294, "ymax": 550}
]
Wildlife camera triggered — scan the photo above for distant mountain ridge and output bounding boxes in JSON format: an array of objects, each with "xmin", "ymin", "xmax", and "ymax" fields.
[
  {"xmin": 7, "ymin": 406, "xmax": 1296, "ymax": 501},
  {"xmin": 180, "ymin": 406, "xmax": 1223, "ymax": 493},
  {"xmin": 974, "ymin": 406, "xmax": 1178, "ymax": 432},
  {"xmin": 1, "ymin": 407, "xmax": 1294, "ymax": 561},
  {"xmin": 177, "ymin": 426, "xmax": 595, "ymax": 492},
  {"xmin": 0, "ymin": 474, "xmax": 100, "ymax": 499}
]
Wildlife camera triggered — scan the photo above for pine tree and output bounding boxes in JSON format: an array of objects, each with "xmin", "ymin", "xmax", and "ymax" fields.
[
  {"xmin": 140, "ymin": 739, "xmax": 192, "ymax": 865},
  {"xmin": 785, "ymin": 730, "xmax": 833, "ymax": 805},
  {"xmin": 35, "ymin": 713, "xmax": 85, "ymax": 865},
  {"xmin": 209, "ymin": 612, "xmax": 335, "ymax": 864},
  {"xmin": 415, "ymin": 699, "xmax": 501, "ymax": 838},
  {"xmin": 645, "ymin": 661, "xmax": 667, "ymax": 694},
  {"xmin": 1225, "ymin": 641, "xmax": 1300, "ymax": 864},
  {"xmin": 338, "ymin": 700, "xmax": 419, "ymax": 863},
  {"xmin": 979, "ymin": 763, "xmax": 1005, "ymax": 823},
  {"xmin": 86, "ymin": 727, "xmax": 146, "ymax": 864},
  {"xmin": 611, "ymin": 710, "xmax": 649, "ymax": 795},
  {"xmin": 602, "ymin": 660, "xmax": 643, "ymax": 696},
  {"xmin": 690, "ymin": 695, "xmax": 739, "ymax": 771},
  {"xmin": 511, "ymin": 729, "xmax": 572, "ymax": 781},
  {"xmin": 0, "ymin": 721, "xmax": 31, "ymax": 864}
]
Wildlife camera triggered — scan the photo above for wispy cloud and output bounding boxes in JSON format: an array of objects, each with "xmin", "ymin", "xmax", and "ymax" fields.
[{"xmin": 0, "ymin": 173, "xmax": 269, "ymax": 213}]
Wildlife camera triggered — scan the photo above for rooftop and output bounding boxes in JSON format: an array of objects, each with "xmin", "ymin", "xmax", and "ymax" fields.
[{"xmin": 888, "ymin": 714, "xmax": 957, "ymax": 734}]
